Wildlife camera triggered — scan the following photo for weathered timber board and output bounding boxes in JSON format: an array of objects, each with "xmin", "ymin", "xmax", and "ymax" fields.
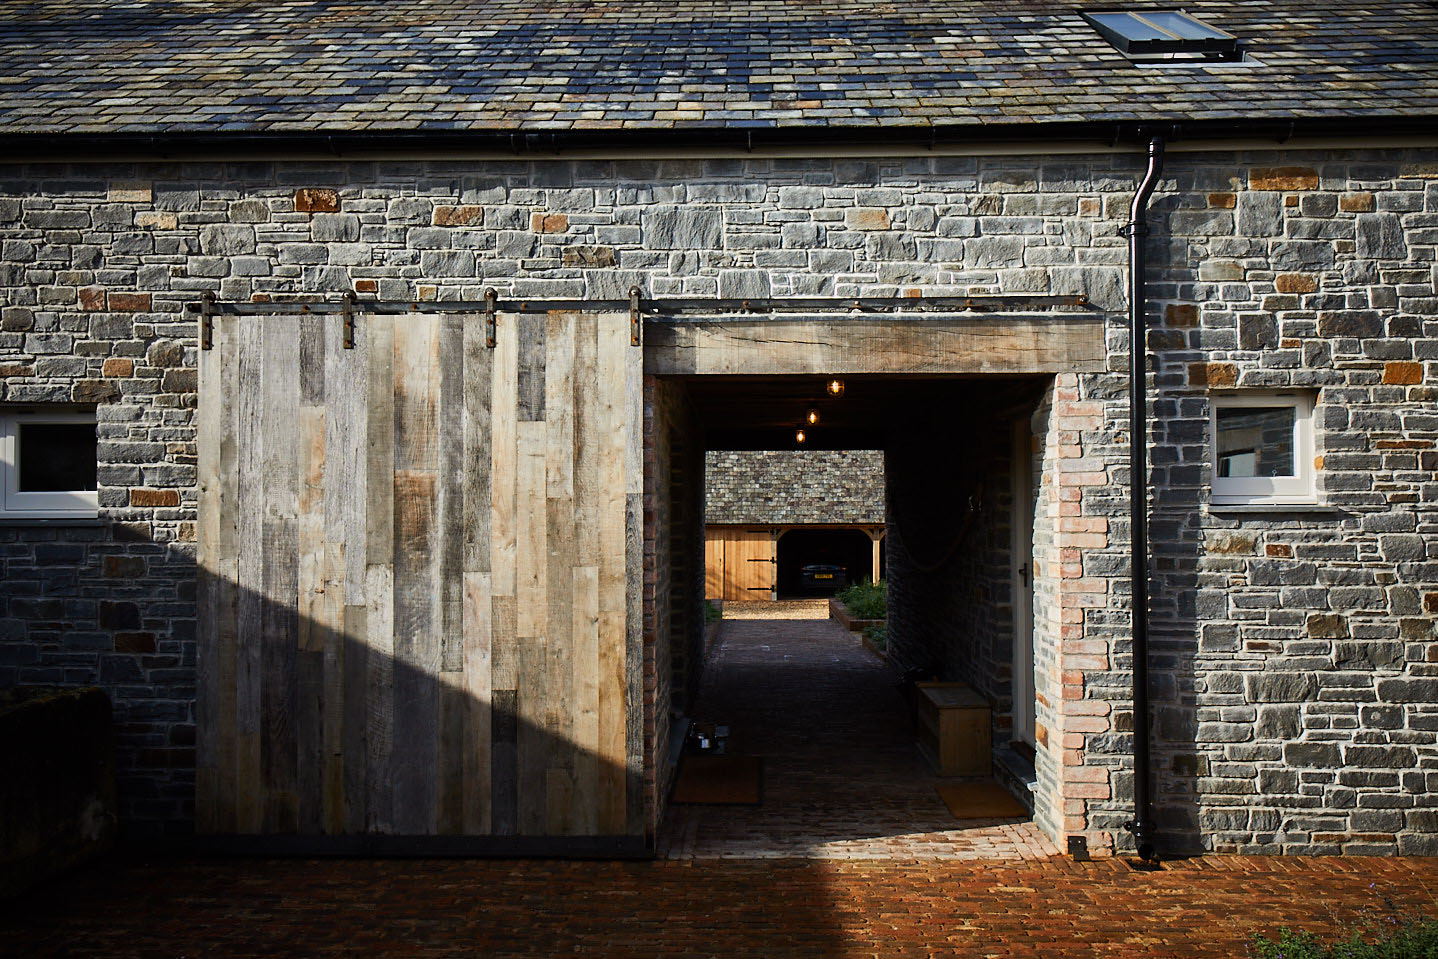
[
  {"xmin": 196, "ymin": 312, "xmax": 640, "ymax": 840},
  {"xmin": 643, "ymin": 315, "xmax": 1106, "ymax": 375}
]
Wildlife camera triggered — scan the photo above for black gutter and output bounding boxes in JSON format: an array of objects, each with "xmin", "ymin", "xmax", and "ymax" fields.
[
  {"xmin": 1123, "ymin": 136, "xmax": 1165, "ymax": 867},
  {"xmin": 0, "ymin": 116, "xmax": 1433, "ymax": 157}
]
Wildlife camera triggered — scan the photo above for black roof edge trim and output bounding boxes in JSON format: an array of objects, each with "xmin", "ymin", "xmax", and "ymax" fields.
[{"xmin": 0, "ymin": 116, "xmax": 1435, "ymax": 157}]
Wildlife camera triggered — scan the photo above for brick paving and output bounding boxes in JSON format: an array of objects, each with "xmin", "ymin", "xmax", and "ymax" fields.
[
  {"xmin": 659, "ymin": 600, "xmax": 1060, "ymax": 860},
  {"xmin": 5, "ymin": 601, "xmax": 1434, "ymax": 957},
  {"xmin": 2, "ymin": 855, "xmax": 1435, "ymax": 958}
]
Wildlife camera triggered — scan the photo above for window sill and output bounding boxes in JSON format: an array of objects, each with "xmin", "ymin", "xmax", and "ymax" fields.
[
  {"xmin": 0, "ymin": 516, "xmax": 104, "ymax": 527},
  {"xmin": 1205, "ymin": 502, "xmax": 1342, "ymax": 516}
]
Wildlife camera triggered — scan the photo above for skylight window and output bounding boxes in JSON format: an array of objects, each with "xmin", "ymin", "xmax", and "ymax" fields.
[{"xmin": 1082, "ymin": 10, "xmax": 1240, "ymax": 61}]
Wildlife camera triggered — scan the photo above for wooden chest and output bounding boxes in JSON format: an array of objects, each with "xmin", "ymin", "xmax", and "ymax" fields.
[{"xmin": 915, "ymin": 682, "xmax": 991, "ymax": 777}]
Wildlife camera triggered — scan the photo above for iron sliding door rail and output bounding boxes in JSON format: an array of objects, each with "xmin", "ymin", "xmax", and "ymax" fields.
[{"xmin": 191, "ymin": 291, "xmax": 1094, "ymax": 350}]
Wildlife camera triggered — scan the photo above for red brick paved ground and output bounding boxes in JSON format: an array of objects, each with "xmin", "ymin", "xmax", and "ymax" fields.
[
  {"xmin": 5, "ymin": 604, "xmax": 1434, "ymax": 957},
  {"xmin": 2, "ymin": 855, "xmax": 1435, "ymax": 957}
]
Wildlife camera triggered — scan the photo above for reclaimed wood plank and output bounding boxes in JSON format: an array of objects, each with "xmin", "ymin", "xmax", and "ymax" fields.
[
  {"xmin": 516, "ymin": 313, "xmax": 545, "ymax": 422},
  {"xmin": 463, "ymin": 315, "xmax": 493, "ymax": 576},
  {"xmin": 392, "ymin": 313, "xmax": 440, "ymax": 835},
  {"xmin": 234, "ymin": 316, "xmax": 265, "ymax": 834},
  {"xmin": 194, "ymin": 311, "xmax": 223, "ymax": 833},
  {"xmin": 569, "ymin": 313, "xmax": 600, "ymax": 833},
  {"xmin": 460, "ymin": 315, "xmax": 494, "ymax": 834},
  {"xmin": 515, "ymin": 420, "xmax": 547, "ymax": 639},
  {"xmin": 515, "ymin": 418, "xmax": 548, "ymax": 835},
  {"xmin": 341, "ymin": 601, "xmax": 368, "ymax": 833},
  {"xmin": 364, "ymin": 314, "xmax": 395, "ymax": 834},
  {"xmin": 595, "ymin": 313, "xmax": 629, "ymax": 833},
  {"xmin": 643, "ymin": 315, "xmax": 1108, "ymax": 376},
  {"xmin": 488, "ymin": 314, "xmax": 520, "ymax": 836},
  {"xmin": 543, "ymin": 313, "xmax": 576, "ymax": 833},
  {"xmin": 490, "ymin": 686, "xmax": 518, "ymax": 836},
  {"xmin": 462, "ymin": 571, "xmax": 492, "ymax": 834},
  {"xmin": 490, "ymin": 314, "xmax": 518, "ymax": 598},
  {"xmin": 438, "ymin": 314, "xmax": 465, "ymax": 674},
  {"xmin": 622, "ymin": 314, "xmax": 645, "ymax": 837},
  {"xmin": 434, "ymin": 314, "xmax": 466, "ymax": 833},
  {"xmin": 294, "ymin": 318, "xmax": 326, "ymax": 834},
  {"xmin": 215, "ymin": 316, "xmax": 241, "ymax": 834},
  {"xmin": 570, "ymin": 564, "xmax": 600, "ymax": 836},
  {"xmin": 329, "ymin": 313, "xmax": 368, "ymax": 834},
  {"xmin": 260, "ymin": 317, "xmax": 301, "ymax": 833}
]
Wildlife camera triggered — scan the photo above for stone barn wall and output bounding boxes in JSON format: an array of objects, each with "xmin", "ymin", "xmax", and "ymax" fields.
[{"xmin": 0, "ymin": 149, "xmax": 1433, "ymax": 853}]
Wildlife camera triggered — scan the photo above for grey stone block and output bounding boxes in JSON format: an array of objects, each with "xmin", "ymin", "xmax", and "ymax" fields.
[
  {"xmin": 1375, "ymin": 678, "xmax": 1438, "ymax": 702},
  {"xmin": 717, "ymin": 270, "xmax": 770, "ymax": 299},
  {"xmin": 420, "ymin": 251, "xmax": 475, "ymax": 277},
  {"xmin": 1355, "ymin": 213, "xmax": 1408, "ymax": 259},
  {"xmin": 642, "ymin": 206, "xmax": 723, "ymax": 250},
  {"xmin": 1343, "ymin": 744, "xmax": 1417, "ymax": 768},
  {"xmin": 1284, "ymin": 742, "xmax": 1340, "ymax": 767},
  {"xmin": 199, "ymin": 224, "xmax": 255, "ymax": 255},
  {"xmin": 1245, "ymin": 672, "xmax": 1317, "ymax": 703},
  {"xmin": 965, "ymin": 236, "xmax": 1024, "ymax": 269},
  {"xmin": 1256, "ymin": 705, "xmax": 1301, "ymax": 739},
  {"xmin": 311, "ymin": 214, "xmax": 360, "ymax": 242}
]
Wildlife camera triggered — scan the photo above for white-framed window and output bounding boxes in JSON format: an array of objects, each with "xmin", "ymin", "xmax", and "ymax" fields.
[
  {"xmin": 1209, "ymin": 392, "xmax": 1317, "ymax": 506},
  {"xmin": 0, "ymin": 409, "xmax": 99, "ymax": 518}
]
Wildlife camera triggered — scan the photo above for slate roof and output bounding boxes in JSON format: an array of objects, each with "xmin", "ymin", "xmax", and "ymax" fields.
[{"xmin": 1, "ymin": 0, "xmax": 1437, "ymax": 137}]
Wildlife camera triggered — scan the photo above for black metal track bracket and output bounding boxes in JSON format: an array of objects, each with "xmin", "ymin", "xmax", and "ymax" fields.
[
  {"xmin": 484, "ymin": 288, "xmax": 498, "ymax": 348},
  {"xmin": 342, "ymin": 292, "xmax": 357, "ymax": 349},
  {"xmin": 199, "ymin": 291, "xmax": 215, "ymax": 350},
  {"xmin": 630, "ymin": 286, "xmax": 642, "ymax": 347}
]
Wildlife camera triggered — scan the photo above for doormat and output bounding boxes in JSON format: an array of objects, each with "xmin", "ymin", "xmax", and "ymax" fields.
[
  {"xmin": 671, "ymin": 755, "xmax": 763, "ymax": 805},
  {"xmin": 936, "ymin": 781, "xmax": 1029, "ymax": 820}
]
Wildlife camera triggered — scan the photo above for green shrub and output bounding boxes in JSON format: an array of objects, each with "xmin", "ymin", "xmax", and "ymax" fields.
[
  {"xmin": 1249, "ymin": 915, "xmax": 1438, "ymax": 959},
  {"xmin": 704, "ymin": 600, "xmax": 722, "ymax": 624},
  {"xmin": 837, "ymin": 580, "xmax": 886, "ymax": 620},
  {"xmin": 862, "ymin": 624, "xmax": 887, "ymax": 651}
]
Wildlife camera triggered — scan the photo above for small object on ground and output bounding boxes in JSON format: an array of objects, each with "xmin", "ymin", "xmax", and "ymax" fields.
[
  {"xmin": 936, "ymin": 781, "xmax": 1028, "ymax": 820},
  {"xmin": 671, "ymin": 755, "xmax": 763, "ymax": 805}
]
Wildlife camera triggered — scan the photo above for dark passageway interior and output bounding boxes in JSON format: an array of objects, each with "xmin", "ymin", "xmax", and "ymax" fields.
[
  {"xmin": 657, "ymin": 601, "xmax": 1056, "ymax": 859},
  {"xmin": 653, "ymin": 373, "xmax": 1053, "ymax": 856},
  {"xmin": 776, "ymin": 528, "xmax": 875, "ymax": 596}
]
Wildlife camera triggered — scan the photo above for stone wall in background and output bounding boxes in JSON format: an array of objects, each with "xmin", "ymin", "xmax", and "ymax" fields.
[{"xmin": 705, "ymin": 450, "xmax": 884, "ymax": 525}]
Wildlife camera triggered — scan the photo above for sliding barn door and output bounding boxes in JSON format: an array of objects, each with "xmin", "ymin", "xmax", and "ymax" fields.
[{"xmin": 196, "ymin": 312, "xmax": 642, "ymax": 841}]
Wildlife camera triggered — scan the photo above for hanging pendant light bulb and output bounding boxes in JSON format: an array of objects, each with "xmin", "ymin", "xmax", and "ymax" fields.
[
  {"xmin": 806, "ymin": 409, "xmax": 820, "ymax": 426},
  {"xmin": 795, "ymin": 429, "xmax": 807, "ymax": 444},
  {"xmin": 826, "ymin": 378, "xmax": 845, "ymax": 398}
]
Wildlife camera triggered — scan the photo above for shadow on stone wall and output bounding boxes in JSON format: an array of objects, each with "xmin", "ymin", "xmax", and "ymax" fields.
[{"xmin": 0, "ymin": 522, "xmax": 194, "ymax": 841}]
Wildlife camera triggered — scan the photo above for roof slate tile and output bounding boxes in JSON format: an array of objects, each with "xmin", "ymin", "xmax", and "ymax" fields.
[{"xmin": 0, "ymin": 0, "xmax": 1435, "ymax": 136}]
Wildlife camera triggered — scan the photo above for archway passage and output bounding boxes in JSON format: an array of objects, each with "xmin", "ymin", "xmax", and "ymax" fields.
[{"xmin": 646, "ymin": 371, "xmax": 1060, "ymax": 857}]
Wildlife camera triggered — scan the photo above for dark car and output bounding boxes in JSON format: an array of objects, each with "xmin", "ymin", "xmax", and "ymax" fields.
[{"xmin": 799, "ymin": 563, "xmax": 848, "ymax": 591}]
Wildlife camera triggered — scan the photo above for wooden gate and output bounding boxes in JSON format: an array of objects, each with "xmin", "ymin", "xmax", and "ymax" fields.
[
  {"xmin": 196, "ymin": 311, "xmax": 642, "ymax": 843},
  {"xmin": 704, "ymin": 527, "xmax": 775, "ymax": 601}
]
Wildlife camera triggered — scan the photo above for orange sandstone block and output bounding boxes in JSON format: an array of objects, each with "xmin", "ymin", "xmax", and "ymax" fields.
[
  {"xmin": 294, "ymin": 188, "xmax": 340, "ymax": 213},
  {"xmin": 130, "ymin": 488, "xmax": 180, "ymax": 508},
  {"xmin": 1275, "ymin": 273, "xmax": 1317, "ymax": 294},
  {"xmin": 1251, "ymin": 167, "xmax": 1320, "ymax": 190},
  {"xmin": 531, "ymin": 212, "xmax": 568, "ymax": 233},
  {"xmin": 1383, "ymin": 362, "xmax": 1423, "ymax": 385}
]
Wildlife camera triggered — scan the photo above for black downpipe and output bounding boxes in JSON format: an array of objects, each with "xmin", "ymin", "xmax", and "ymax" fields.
[{"xmin": 1123, "ymin": 136, "xmax": 1164, "ymax": 866}]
